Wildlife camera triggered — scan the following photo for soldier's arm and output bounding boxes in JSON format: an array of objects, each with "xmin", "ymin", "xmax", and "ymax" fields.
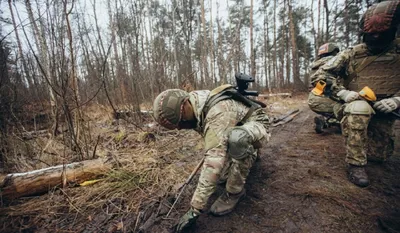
[{"xmin": 312, "ymin": 49, "xmax": 353, "ymax": 100}]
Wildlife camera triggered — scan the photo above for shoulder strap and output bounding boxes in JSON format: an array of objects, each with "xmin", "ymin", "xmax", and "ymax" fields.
[
  {"xmin": 238, "ymin": 105, "xmax": 257, "ymax": 126},
  {"xmin": 203, "ymin": 87, "xmax": 262, "ymax": 126}
]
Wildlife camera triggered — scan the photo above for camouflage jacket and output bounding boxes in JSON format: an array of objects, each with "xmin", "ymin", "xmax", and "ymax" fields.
[
  {"xmin": 311, "ymin": 39, "xmax": 400, "ymax": 100},
  {"xmin": 309, "ymin": 56, "xmax": 334, "ymax": 85},
  {"xmin": 188, "ymin": 89, "xmax": 270, "ymax": 151}
]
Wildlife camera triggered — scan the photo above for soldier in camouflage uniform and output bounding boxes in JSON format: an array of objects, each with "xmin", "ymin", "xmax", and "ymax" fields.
[
  {"xmin": 308, "ymin": 43, "xmax": 340, "ymax": 133},
  {"xmin": 153, "ymin": 84, "xmax": 270, "ymax": 232},
  {"xmin": 312, "ymin": 1, "xmax": 400, "ymax": 187}
]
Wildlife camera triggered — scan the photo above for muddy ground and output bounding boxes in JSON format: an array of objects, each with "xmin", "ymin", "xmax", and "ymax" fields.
[
  {"xmin": 1, "ymin": 95, "xmax": 399, "ymax": 233},
  {"xmin": 152, "ymin": 96, "xmax": 400, "ymax": 233}
]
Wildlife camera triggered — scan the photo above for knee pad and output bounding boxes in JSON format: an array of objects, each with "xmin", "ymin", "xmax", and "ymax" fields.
[
  {"xmin": 344, "ymin": 100, "xmax": 375, "ymax": 115},
  {"xmin": 227, "ymin": 127, "xmax": 255, "ymax": 160}
]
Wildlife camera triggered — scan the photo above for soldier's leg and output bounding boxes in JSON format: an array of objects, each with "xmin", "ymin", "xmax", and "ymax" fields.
[
  {"xmin": 225, "ymin": 149, "xmax": 258, "ymax": 193},
  {"xmin": 367, "ymin": 115, "xmax": 396, "ymax": 162},
  {"xmin": 308, "ymin": 92, "xmax": 338, "ymax": 133},
  {"xmin": 341, "ymin": 100, "xmax": 374, "ymax": 187},
  {"xmin": 210, "ymin": 121, "xmax": 268, "ymax": 215},
  {"xmin": 308, "ymin": 92, "xmax": 336, "ymax": 114},
  {"xmin": 190, "ymin": 147, "xmax": 227, "ymax": 211},
  {"xmin": 218, "ymin": 158, "xmax": 232, "ymax": 185}
]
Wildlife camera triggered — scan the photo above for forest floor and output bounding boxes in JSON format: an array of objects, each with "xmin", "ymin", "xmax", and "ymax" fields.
[{"xmin": 1, "ymin": 93, "xmax": 400, "ymax": 233}]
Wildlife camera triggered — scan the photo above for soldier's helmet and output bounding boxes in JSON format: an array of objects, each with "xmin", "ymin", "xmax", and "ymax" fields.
[
  {"xmin": 317, "ymin": 43, "xmax": 340, "ymax": 57},
  {"xmin": 153, "ymin": 89, "xmax": 189, "ymax": 130},
  {"xmin": 360, "ymin": 0, "xmax": 400, "ymax": 34}
]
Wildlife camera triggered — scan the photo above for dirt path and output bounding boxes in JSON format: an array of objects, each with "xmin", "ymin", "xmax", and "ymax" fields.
[{"xmin": 165, "ymin": 101, "xmax": 400, "ymax": 233}]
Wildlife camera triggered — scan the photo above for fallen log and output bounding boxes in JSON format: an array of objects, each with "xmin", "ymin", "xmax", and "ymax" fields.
[
  {"xmin": 272, "ymin": 110, "xmax": 301, "ymax": 127},
  {"xmin": 258, "ymin": 93, "xmax": 292, "ymax": 100},
  {"xmin": 272, "ymin": 109, "xmax": 300, "ymax": 123},
  {"xmin": 0, "ymin": 158, "xmax": 114, "ymax": 200}
]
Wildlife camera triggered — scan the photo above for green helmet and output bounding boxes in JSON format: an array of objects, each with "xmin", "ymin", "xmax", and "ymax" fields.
[
  {"xmin": 153, "ymin": 89, "xmax": 189, "ymax": 129},
  {"xmin": 318, "ymin": 43, "xmax": 339, "ymax": 57}
]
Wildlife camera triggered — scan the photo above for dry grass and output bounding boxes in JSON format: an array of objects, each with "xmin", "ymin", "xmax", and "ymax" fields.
[{"xmin": 0, "ymin": 118, "xmax": 203, "ymax": 232}]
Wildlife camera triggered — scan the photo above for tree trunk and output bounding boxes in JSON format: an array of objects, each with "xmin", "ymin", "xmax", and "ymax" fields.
[
  {"xmin": 209, "ymin": 0, "xmax": 215, "ymax": 84},
  {"xmin": 324, "ymin": 0, "xmax": 330, "ymax": 42},
  {"xmin": 217, "ymin": 6, "xmax": 226, "ymax": 84},
  {"xmin": 8, "ymin": 1, "xmax": 34, "ymax": 91},
  {"xmin": 288, "ymin": 0, "xmax": 306, "ymax": 91},
  {"xmin": 280, "ymin": 3, "xmax": 286, "ymax": 88},
  {"xmin": 201, "ymin": 0, "xmax": 207, "ymax": 87},
  {"xmin": 285, "ymin": 1, "xmax": 291, "ymax": 88},
  {"xmin": 344, "ymin": 0, "xmax": 350, "ymax": 47},
  {"xmin": 250, "ymin": 0, "xmax": 255, "ymax": 79},
  {"xmin": 263, "ymin": 1, "xmax": 270, "ymax": 91},
  {"xmin": 25, "ymin": 0, "xmax": 58, "ymax": 136},
  {"xmin": 310, "ymin": 0, "xmax": 318, "ymax": 58},
  {"xmin": 172, "ymin": 0, "xmax": 181, "ymax": 86},
  {"xmin": 317, "ymin": 0, "xmax": 321, "ymax": 46},
  {"xmin": 0, "ymin": 158, "xmax": 113, "ymax": 200},
  {"xmin": 273, "ymin": 0, "xmax": 277, "ymax": 89}
]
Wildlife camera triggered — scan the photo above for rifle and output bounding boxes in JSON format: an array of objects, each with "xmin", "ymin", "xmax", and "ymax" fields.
[
  {"xmin": 235, "ymin": 72, "xmax": 267, "ymax": 108},
  {"xmin": 166, "ymin": 157, "xmax": 205, "ymax": 217}
]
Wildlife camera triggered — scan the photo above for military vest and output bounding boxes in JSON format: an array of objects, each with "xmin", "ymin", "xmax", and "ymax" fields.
[
  {"xmin": 347, "ymin": 39, "xmax": 400, "ymax": 99},
  {"xmin": 202, "ymin": 84, "xmax": 262, "ymax": 127}
]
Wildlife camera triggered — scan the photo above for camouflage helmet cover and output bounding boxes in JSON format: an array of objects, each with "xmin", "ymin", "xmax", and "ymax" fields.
[
  {"xmin": 360, "ymin": 0, "xmax": 400, "ymax": 34},
  {"xmin": 318, "ymin": 43, "xmax": 339, "ymax": 56},
  {"xmin": 153, "ymin": 89, "xmax": 189, "ymax": 129}
]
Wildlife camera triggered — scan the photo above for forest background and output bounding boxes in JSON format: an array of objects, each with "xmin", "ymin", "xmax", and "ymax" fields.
[{"xmin": 0, "ymin": 0, "xmax": 380, "ymax": 170}]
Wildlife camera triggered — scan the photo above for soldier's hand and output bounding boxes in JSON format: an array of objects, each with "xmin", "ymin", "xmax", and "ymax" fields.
[
  {"xmin": 337, "ymin": 90, "xmax": 359, "ymax": 103},
  {"xmin": 373, "ymin": 97, "xmax": 400, "ymax": 113},
  {"xmin": 174, "ymin": 208, "xmax": 201, "ymax": 233}
]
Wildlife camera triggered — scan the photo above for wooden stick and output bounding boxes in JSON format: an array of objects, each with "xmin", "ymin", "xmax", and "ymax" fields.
[{"xmin": 166, "ymin": 157, "xmax": 205, "ymax": 217}]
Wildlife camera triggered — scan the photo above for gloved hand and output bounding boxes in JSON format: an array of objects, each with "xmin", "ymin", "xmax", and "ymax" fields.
[
  {"xmin": 373, "ymin": 97, "xmax": 400, "ymax": 113},
  {"xmin": 175, "ymin": 208, "xmax": 201, "ymax": 233},
  {"xmin": 337, "ymin": 90, "xmax": 360, "ymax": 103}
]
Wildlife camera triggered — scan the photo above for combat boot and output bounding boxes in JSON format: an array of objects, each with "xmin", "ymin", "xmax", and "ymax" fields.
[
  {"xmin": 347, "ymin": 165, "xmax": 370, "ymax": 187},
  {"xmin": 210, "ymin": 189, "xmax": 245, "ymax": 216},
  {"xmin": 314, "ymin": 116, "xmax": 326, "ymax": 134}
]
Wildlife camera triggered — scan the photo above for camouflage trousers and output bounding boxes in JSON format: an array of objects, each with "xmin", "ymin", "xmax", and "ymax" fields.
[
  {"xmin": 339, "ymin": 106, "xmax": 396, "ymax": 166},
  {"xmin": 308, "ymin": 92, "xmax": 338, "ymax": 115},
  {"xmin": 218, "ymin": 148, "xmax": 258, "ymax": 194},
  {"xmin": 190, "ymin": 110, "xmax": 270, "ymax": 211}
]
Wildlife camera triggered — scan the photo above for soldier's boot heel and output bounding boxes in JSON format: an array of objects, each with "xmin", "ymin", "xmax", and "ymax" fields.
[
  {"xmin": 314, "ymin": 116, "xmax": 325, "ymax": 134},
  {"xmin": 347, "ymin": 164, "xmax": 370, "ymax": 187},
  {"xmin": 210, "ymin": 189, "xmax": 245, "ymax": 216}
]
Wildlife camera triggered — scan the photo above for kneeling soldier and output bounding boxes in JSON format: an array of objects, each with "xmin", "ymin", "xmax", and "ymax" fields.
[{"xmin": 153, "ymin": 83, "xmax": 270, "ymax": 232}]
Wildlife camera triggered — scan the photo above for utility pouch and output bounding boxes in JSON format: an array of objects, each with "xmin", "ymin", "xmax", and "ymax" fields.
[
  {"xmin": 311, "ymin": 80, "xmax": 327, "ymax": 96},
  {"xmin": 359, "ymin": 86, "xmax": 377, "ymax": 102}
]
